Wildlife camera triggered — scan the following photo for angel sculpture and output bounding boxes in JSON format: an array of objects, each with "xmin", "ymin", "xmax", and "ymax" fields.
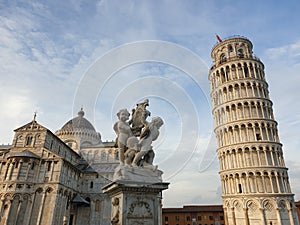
[
  {"xmin": 132, "ymin": 117, "xmax": 164, "ymax": 169},
  {"xmin": 113, "ymin": 109, "xmax": 133, "ymax": 164}
]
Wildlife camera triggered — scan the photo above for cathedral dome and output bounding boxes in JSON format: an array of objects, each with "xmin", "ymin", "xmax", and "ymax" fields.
[
  {"xmin": 60, "ymin": 109, "xmax": 96, "ymax": 132},
  {"xmin": 55, "ymin": 109, "xmax": 102, "ymax": 153}
]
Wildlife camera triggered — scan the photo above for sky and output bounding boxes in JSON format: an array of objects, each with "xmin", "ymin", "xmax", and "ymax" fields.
[{"xmin": 0, "ymin": 0, "xmax": 300, "ymax": 207}]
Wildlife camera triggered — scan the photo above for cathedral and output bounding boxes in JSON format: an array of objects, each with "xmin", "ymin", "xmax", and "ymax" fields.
[{"xmin": 0, "ymin": 109, "xmax": 119, "ymax": 225}]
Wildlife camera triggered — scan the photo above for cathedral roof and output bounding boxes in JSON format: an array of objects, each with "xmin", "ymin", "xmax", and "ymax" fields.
[
  {"xmin": 8, "ymin": 150, "xmax": 40, "ymax": 159},
  {"xmin": 72, "ymin": 194, "xmax": 90, "ymax": 205},
  {"xmin": 59, "ymin": 109, "xmax": 96, "ymax": 132}
]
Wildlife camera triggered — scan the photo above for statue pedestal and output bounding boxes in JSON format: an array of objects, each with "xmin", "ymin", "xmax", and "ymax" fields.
[
  {"xmin": 103, "ymin": 177, "xmax": 169, "ymax": 225},
  {"xmin": 113, "ymin": 164, "xmax": 164, "ymax": 183}
]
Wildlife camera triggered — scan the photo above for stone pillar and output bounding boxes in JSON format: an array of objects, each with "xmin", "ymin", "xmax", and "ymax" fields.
[
  {"xmin": 36, "ymin": 191, "xmax": 47, "ymax": 225},
  {"xmin": 103, "ymin": 181, "xmax": 168, "ymax": 225},
  {"xmin": 231, "ymin": 207, "xmax": 236, "ymax": 225},
  {"xmin": 288, "ymin": 208, "xmax": 295, "ymax": 225},
  {"xmin": 23, "ymin": 195, "xmax": 34, "ymax": 225},
  {"xmin": 260, "ymin": 208, "xmax": 267, "ymax": 225},
  {"xmin": 276, "ymin": 208, "xmax": 282, "ymax": 225},
  {"xmin": 244, "ymin": 208, "xmax": 249, "ymax": 225},
  {"xmin": 224, "ymin": 207, "xmax": 229, "ymax": 225}
]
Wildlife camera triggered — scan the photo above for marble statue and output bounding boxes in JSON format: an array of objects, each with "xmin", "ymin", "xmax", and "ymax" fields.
[
  {"xmin": 129, "ymin": 99, "xmax": 151, "ymax": 136},
  {"xmin": 124, "ymin": 136, "xmax": 139, "ymax": 165},
  {"xmin": 113, "ymin": 109, "xmax": 133, "ymax": 164},
  {"xmin": 132, "ymin": 117, "xmax": 163, "ymax": 169},
  {"xmin": 112, "ymin": 100, "xmax": 164, "ymax": 183}
]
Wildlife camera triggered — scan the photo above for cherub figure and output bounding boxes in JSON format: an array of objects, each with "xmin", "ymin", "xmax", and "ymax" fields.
[
  {"xmin": 132, "ymin": 117, "xmax": 164, "ymax": 168},
  {"xmin": 113, "ymin": 109, "xmax": 133, "ymax": 164},
  {"xmin": 124, "ymin": 136, "xmax": 140, "ymax": 165}
]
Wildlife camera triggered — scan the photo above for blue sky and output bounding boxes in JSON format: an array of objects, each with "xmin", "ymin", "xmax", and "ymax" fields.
[{"xmin": 1, "ymin": 0, "xmax": 300, "ymax": 207}]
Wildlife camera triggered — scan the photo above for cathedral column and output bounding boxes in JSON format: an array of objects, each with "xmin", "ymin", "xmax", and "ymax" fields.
[
  {"xmin": 231, "ymin": 207, "xmax": 237, "ymax": 225},
  {"xmin": 276, "ymin": 208, "xmax": 282, "ymax": 225},
  {"xmin": 49, "ymin": 161, "xmax": 55, "ymax": 181},
  {"xmin": 244, "ymin": 208, "xmax": 249, "ymax": 225},
  {"xmin": 5, "ymin": 163, "xmax": 13, "ymax": 181},
  {"xmin": 51, "ymin": 191, "xmax": 61, "ymax": 225},
  {"xmin": 0, "ymin": 197, "xmax": 5, "ymax": 218},
  {"xmin": 2, "ymin": 199, "xmax": 12, "ymax": 225},
  {"xmin": 23, "ymin": 195, "xmax": 34, "ymax": 225},
  {"xmin": 25, "ymin": 161, "xmax": 31, "ymax": 181},
  {"xmin": 36, "ymin": 191, "xmax": 47, "ymax": 225},
  {"xmin": 0, "ymin": 163, "xmax": 4, "ymax": 179},
  {"xmin": 224, "ymin": 207, "xmax": 229, "ymax": 225},
  {"xmin": 260, "ymin": 208, "xmax": 267, "ymax": 225},
  {"xmin": 15, "ymin": 161, "xmax": 23, "ymax": 180},
  {"xmin": 14, "ymin": 199, "xmax": 23, "ymax": 225},
  {"xmin": 288, "ymin": 208, "xmax": 295, "ymax": 225}
]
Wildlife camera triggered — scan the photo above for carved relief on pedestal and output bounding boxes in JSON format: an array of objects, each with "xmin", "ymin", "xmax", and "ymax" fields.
[
  {"xmin": 127, "ymin": 200, "xmax": 153, "ymax": 218},
  {"xmin": 126, "ymin": 197, "xmax": 154, "ymax": 225},
  {"xmin": 111, "ymin": 197, "xmax": 120, "ymax": 225}
]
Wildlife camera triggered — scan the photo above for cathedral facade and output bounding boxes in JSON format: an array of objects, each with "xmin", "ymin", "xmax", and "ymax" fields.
[{"xmin": 0, "ymin": 109, "xmax": 119, "ymax": 225}]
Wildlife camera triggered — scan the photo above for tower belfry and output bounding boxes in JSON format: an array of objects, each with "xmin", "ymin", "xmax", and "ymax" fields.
[{"xmin": 209, "ymin": 36, "xmax": 299, "ymax": 225}]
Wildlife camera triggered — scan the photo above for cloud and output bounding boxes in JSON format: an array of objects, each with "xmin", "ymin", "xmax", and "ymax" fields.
[{"xmin": 265, "ymin": 40, "xmax": 300, "ymax": 64}]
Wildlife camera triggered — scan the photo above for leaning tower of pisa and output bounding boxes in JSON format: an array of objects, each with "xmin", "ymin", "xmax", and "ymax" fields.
[{"xmin": 209, "ymin": 36, "xmax": 299, "ymax": 225}]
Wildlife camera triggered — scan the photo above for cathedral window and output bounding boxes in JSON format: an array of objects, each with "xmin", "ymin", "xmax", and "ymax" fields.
[
  {"xmin": 25, "ymin": 136, "xmax": 33, "ymax": 146},
  {"xmin": 238, "ymin": 184, "xmax": 242, "ymax": 193},
  {"xmin": 31, "ymin": 162, "xmax": 35, "ymax": 170},
  {"xmin": 47, "ymin": 161, "xmax": 52, "ymax": 171},
  {"xmin": 90, "ymin": 181, "xmax": 94, "ymax": 188}
]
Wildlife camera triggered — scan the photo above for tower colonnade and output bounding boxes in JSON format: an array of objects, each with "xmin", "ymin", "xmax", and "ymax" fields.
[{"xmin": 209, "ymin": 36, "xmax": 299, "ymax": 225}]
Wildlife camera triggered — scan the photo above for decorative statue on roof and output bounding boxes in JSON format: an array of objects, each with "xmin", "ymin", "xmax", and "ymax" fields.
[{"xmin": 113, "ymin": 99, "xmax": 163, "ymax": 171}]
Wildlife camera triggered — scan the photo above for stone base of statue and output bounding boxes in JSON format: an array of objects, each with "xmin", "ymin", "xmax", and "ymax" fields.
[
  {"xmin": 113, "ymin": 164, "xmax": 163, "ymax": 183},
  {"xmin": 102, "ymin": 166, "xmax": 169, "ymax": 225}
]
